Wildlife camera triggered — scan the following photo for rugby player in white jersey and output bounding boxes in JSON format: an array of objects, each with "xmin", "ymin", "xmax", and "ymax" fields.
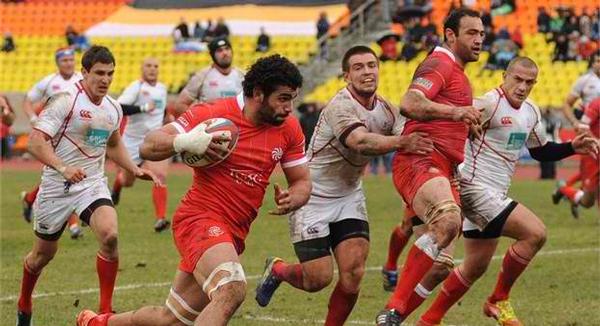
[
  {"xmin": 21, "ymin": 47, "xmax": 85, "ymax": 238},
  {"xmin": 414, "ymin": 57, "xmax": 598, "ymax": 326},
  {"xmin": 174, "ymin": 37, "xmax": 244, "ymax": 116},
  {"xmin": 16, "ymin": 46, "xmax": 159, "ymax": 326},
  {"xmin": 255, "ymin": 45, "xmax": 434, "ymax": 325},
  {"xmin": 110, "ymin": 58, "xmax": 171, "ymax": 232}
]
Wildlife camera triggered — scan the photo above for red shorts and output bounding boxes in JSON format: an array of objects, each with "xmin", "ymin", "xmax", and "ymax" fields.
[
  {"xmin": 392, "ymin": 151, "xmax": 460, "ymax": 207},
  {"xmin": 172, "ymin": 212, "xmax": 245, "ymax": 274},
  {"xmin": 580, "ymin": 154, "xmax": 599, "ymax": 193}
]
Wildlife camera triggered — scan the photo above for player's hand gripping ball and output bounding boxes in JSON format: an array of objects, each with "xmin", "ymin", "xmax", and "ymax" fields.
[{"xmin": 181, "ymin": 118, "xmax": 239, "ymax": 168}]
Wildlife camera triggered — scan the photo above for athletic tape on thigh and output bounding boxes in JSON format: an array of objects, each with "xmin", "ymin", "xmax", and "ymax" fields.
[
  {"xmin": 202, "ymin": 262, "xmax": 246, "ymax": 300},
  {"xmin": 423, "ymin": 199, "xmax": 461, "ymax": 225},
  {"xmin": 165, "ymin": 288, "xmax": 196, "ymax": 326},
  {"xmin": 434, "ymin": 251, "xmax": 454, "ymax": 269}
]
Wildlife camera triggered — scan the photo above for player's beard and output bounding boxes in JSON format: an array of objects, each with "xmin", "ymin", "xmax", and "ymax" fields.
[
  {"xmin": 215, "ymin": 57, "xmax": 232, "ymax": 69},
  {"xmin": 351, "ymin": 84, "xmax": 377, "ymax": 99},
  {"xmin": 259, "ymin": 101, "xmax": 286, "ymax": 126}
]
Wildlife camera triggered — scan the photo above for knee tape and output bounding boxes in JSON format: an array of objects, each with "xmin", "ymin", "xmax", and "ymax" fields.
[
  {"xmin": 424, "ymin": 199, "xmax": 461, "ymax": 225},
  {"xmin": 165, "ymin": 288, "xmax": 200, "ymax": 326},
  {"xmin": 434, "ymin": 251, "xmax": 455, "ymax": 270},
  {"xmin": 202, "ymin": 261, "xmax": 246, "ymax": 300}
]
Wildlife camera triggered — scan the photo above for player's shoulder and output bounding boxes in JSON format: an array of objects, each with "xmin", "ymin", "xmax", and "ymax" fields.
[
  {"xmin": 416, "ymin": 49, "xmax": 455, "ymax": 76},
  {"xmin": 156, "ymin": 81, "xmax": 168, "ymax": 91},
  {"xmin": 232, "ymin": 67, "xmax": 245, "ymax": 77},
  {"xmin": 522, "ymin": 97, "xmax": 541, "ymax": 117},
  {"xmin": 324, "ymin": 88, "xmax": 354, "ymax": 111},
  {"xmin": 37, "ymin": 73, "xmax": 59, "ymax": 86},
  {"xmin": 104, "ymin": 94, "xmax": 122, "ymax": 111},
  {"xmin": 44, "ymin": 90, "xmax": 73, "ymax": 109}
]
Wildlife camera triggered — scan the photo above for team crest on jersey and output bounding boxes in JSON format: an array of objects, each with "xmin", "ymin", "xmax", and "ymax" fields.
[
  {"xmin": 52, "ymin": 84, "xmax": 60, "ymax": 91},
  {"xmin": 207, "ymin": 226, "xmax": 224, "ymax": 237},
  {"xmin": 500, "ymin": 116, "xmax": 513, "ymax": 125},
  {"xmin": 79, "ymin": 110, "xmax": 92, "ymax": 119},
  {"xmin": 209, "ymin": 81, "xmax": 219, "ymax": 87},
  {"xmin": 413, "ymin": 77, "xmax": 433, "ymax": 90},
  {"xmin": 271, "ymin": 147, "xmax": 283, "ymax": 162}
]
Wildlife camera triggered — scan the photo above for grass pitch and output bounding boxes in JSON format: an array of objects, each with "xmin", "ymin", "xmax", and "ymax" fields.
[{"xmin": 1, "ymin": 168, "xmax": 598, "ymax": 325}]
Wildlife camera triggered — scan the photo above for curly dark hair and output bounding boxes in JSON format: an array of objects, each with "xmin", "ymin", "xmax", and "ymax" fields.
[
  {"xmin": 242, "ymin": 54, "xmax": 303, "ymax": 98},
  {"xmin": 82, "ymin": 45, "xmax": 115, "ymax": 71}
]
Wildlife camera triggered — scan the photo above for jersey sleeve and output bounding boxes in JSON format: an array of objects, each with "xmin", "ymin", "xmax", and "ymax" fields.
[
  {"xmin": 170, "ymin": 102, "xmax": 215, "ymax": 134},
  {"xmin": 26, "ymin": 76, "xmax": 51, "ymax": 102},
  {"xmin": 181, "ymin": 69, "xmax": 209, "ymax": 101},
  {"xmin": 33, "ymin": 92, "xmax": 72, "ymax": 138},
  {"xmin": 323, "ymin": 96, "xmax": 366, "ymax": 147},
  {"xmin": 117, "ymin": 81, "xmax": 141, "ymax": 105},
  {"xmin": 408, "ymin": 56, "xmax": 453, "ymax": 100},
  {"xmin": 281, "ymin": 117, "xmax": 307, "ymax": 169},
  {"xmin": 526, "ymin": 103, "xmax": 548, "ymax": 148},
  {"xmin": 569, "ymin": 75, "xmax": 587, "ymax": 98}
]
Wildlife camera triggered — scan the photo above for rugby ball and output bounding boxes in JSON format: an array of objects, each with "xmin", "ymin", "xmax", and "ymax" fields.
[{"xmin": 181, "ymin": 118, "xmax": 239, "ymax": 168}]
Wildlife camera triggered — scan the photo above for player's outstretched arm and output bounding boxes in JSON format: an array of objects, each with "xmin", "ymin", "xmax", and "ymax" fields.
[
  {"xmin": 106, "ymin": 131, "xmax": 161, "ymax": 184},
  {"xmin": 345, "ymin": 126, "xmax": 434, "ymax": 156},
  {"xmin": 269, "ymin": 164, "xmax": 311, "ymax": 215},
  {"xmin": 28, "ymin": 129, "xmax": 86, "ymax": 183},
  {"xmin": 400, "ymin": 90, "xmax": 481, "ymax": 125},
  {"xmin": 22, "ymin": 97, "xmax": 39, "ymax": 125},
  {"xmin": 529, "ymin": 134, "xmax": 598, "ymax": 161}
]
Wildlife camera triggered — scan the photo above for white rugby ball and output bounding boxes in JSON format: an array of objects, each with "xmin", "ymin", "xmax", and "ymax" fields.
[{"xmin": 181, "ymin": 118, "xmax": 239, "ymax": 168}]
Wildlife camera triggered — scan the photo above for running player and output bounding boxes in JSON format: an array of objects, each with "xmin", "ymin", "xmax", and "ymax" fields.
[
  {"xmin": 76, "ymin": 54, "xmax": 311, "ymax": 326},
  {"xmin": 20, "ymin": 47, "xmax": 84, "ymax": 238},
  {"xmin": 254, "ymin": 46, "xmax": 433, "ymax": 326},
  {"xmin": 416, "ymin": 57, "xmax": 598, "ymax": 326},
  {"xmin": 110, "ymin": 58, "xmax": 171, "ymax": 232},
  {"xmin": 174, "ymin": 37, "xmax": 244, "ymax": 116},
  {"xmin": 554, "ymin": 51, "xmax": 600, "ymax": 217},
  {"xmin": 16, "ymin": 46, "xmax": 159, "ymax": 326},
  {"xmin": 553, "ymin": 96, "xmax": 600, "ymax": 214},
  {"xmin": 376, "ymin": 8, "xmax": 484, "ymax": 325}
]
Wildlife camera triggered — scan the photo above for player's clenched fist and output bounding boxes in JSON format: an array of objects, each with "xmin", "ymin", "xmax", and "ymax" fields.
[
  {"xmin": 173, "ymin": 123, "xmax": 231, "ymax": 156},
  {"xmin": 453, "ymin": 105, "xmax": 481, "ymax": 125},
  {"xmin": 58, "ymin": 165, "xmax": 86, "ymax": 183}
]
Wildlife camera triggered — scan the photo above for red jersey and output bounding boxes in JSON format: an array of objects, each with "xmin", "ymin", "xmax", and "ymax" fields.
[
  {"xmin": 583, "ymin": 97, "xmax": 600, "ymax": 139},
  {"xmin": 402, "ymin": 46, "xmax": 473, "ymax": 163},
  {"xmin": 171, "ymin": 94, "xmax": 307, "ymax": 240}
]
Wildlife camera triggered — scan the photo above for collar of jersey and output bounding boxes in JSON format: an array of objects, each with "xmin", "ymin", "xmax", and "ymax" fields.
[{"xmin": 433, "ymin": 46, "xmax": 456, "ymax": 63}]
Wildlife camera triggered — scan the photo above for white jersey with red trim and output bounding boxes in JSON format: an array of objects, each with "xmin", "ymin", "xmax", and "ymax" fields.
[
  {"xmin": 570, "ymin": 71, "xmax": 600, "ymax": 106},
  {"xmin": 118, "ymin": 80, "xmax": 168, "ymax": 143},
  {"xmin": 27, "ymin": 72, "xmax": 83, "ymax": 103},
  {"xmin": 34, "ymin": 81, "xmax": 122, "ymax": 190},
  {"xmin": 308, "ymin": 87, "xmax": 404, "ymax": 197},
  {"xmin": 182, "ymin": 66, "xmax": 244, "ymax": 103},
  {"xmin": 460, "ymin": 88, "xmax": 547, "ymax": 194}
]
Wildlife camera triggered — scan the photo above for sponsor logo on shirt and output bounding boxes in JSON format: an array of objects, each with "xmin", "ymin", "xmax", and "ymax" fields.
[
  {"xmin": 52, "ymin": 84, "xmax": 61, "ymax": 91},
  {"xmin": 271, "ymin": 147, "xmax": 283, "ymax": 162},
  {"xmin": 209, "ymin": 81, "xmax": 219, "ymax": 87},
  {"xmin": 500, "ymin": 116, "xmax": 512, "ymax": 125},
  {"xmin": 85, "ymin": 128, "xmax": 110, "ymax": 147},
  {"xmin": 207, "ymin": 226, "xmax": 224, "ymax": 237},
  {"xmin": 230, "ymin": 169, "xmax": 264, "ymax": 187},
  {"xmin": 307, "ymin": 226, "xmax": 319, "ymax": 235},
  {"xmin": 79, "ymin": 110, "xmax": 92, "ymax": 119},
  {"xmin": 413, "ymin": 77, "xmax": 433, "ymax": 90},
  {"xmin": 506, "ymin": 132, "xmax": 526, "ymax": 150}
]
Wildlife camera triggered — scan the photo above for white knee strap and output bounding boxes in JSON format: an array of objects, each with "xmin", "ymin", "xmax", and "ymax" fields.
[
  {"xmin": 202, "ymin": 261, "xmax": 246, "ymax": 300},
  {"xmin": 165, "ymin": 287, "xmax": 199, "ymax": 326}
]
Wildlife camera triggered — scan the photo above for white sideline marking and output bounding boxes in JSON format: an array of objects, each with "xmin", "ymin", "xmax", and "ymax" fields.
[{"xmin": 1, "ymin": 247, "xmax": 597, "ymax": 302}]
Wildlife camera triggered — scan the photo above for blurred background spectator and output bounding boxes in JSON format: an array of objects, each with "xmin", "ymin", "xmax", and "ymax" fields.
[
  {"xmin": 2, "ymin": 32, "xmax": 15, "ymax": 52},
  {"xmin": 298, "ymin": 102, "xmax": 321, "ymax": 150},
  {"xmin": 173, "ymin": 17, "xmax": 190, "ymax": 43},
  {"xmin": 316, "ymin": 11, "xmax": 330, "ymax": 60},
  {"xmin": 0, "ymin": 95, "xmax": 15, "ymax": 160},
  {"xmin": 256, "ymin": 27, "xmax": 270, "ymax": 53}
]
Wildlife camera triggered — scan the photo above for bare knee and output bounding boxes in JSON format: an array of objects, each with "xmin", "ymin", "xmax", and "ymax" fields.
[
  {"xmin": 303, "ymin": 269, "xmax": 333, "ymax": 292},
  {"xmin": 431, "ymin": 215, "xmax": 461, "ymax": 248},
  {"xmin": 26, "ymin": 250, "xmax": 55, "ymax": 272},
  {"xmin": 339, "ymin": 263, "xmax": 366, "ymax": 293},
  {"xmin": 528, "ymin": 225, "xmax": 547, "ymax": 251}
]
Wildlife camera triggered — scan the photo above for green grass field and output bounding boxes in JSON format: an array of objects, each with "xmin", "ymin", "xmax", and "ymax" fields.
[{"xmin": 1, "ymin": 168, "xmax": 599, "ymax": 325}]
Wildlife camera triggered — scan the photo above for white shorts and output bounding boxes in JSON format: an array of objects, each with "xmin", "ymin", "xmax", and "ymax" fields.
[
  {"xmin": 33, "ymin": 177, "xmax": 111, "ymax": 236},
  {"xmin": 288, "ymin": 189, "xmax": 368, "ymax": 244},
  {"xmin": 460, "ymin": 183, "xmax": 513, "ymax": 232},
  {"xmin": 123, "ymin": 134, "xmax": 144, "ymax": 165}
]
